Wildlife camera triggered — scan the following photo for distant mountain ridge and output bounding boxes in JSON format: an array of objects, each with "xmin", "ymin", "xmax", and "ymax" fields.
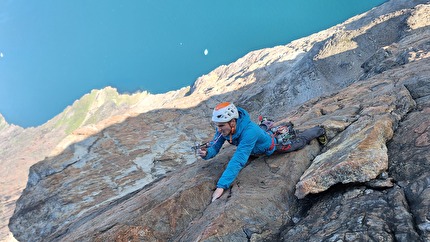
[
  {"xmin": 0, "ymin": 114, "xmax": 7, "ymax": 130},
  {"xmin": 2, "ymin": 0, "xmax": 430, "ymax": 241}
]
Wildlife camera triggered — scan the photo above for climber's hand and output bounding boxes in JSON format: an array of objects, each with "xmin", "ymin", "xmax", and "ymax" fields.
[
  {"xmin": 211, "ymin": 188, "xmax": 224, "ymax": 202},
  {"xmin": 197, "ymin": 147, "xmax": 207, "ymax": 158}
]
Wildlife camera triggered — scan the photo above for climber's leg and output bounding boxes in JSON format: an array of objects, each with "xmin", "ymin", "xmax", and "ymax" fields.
[{"xmin": 275, "ymin": 126, "xmax": 325, "ymax": 154}]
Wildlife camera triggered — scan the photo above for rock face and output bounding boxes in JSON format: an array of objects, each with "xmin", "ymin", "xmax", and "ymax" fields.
[
  {"xmin": 4, "ymin": 0, "xmax": 430, "ymax": 241},
  {"xmin": 0, "ymin": 87, "xmax": 190, "ymax": 240}
]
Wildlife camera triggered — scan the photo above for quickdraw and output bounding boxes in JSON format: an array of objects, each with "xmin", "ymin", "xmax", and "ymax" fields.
[{"xmin": 191, "ymin": 133, "xmax": 223, "ymax": 153}]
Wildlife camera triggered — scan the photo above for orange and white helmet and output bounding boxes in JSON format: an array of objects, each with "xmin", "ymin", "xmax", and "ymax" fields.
[{"xmin": 212, "ymin": 102, "xmax": 239, "ymax": 122}]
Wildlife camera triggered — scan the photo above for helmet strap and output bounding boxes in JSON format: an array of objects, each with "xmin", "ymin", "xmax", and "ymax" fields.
[
  {"xmin": 228, "ymin": 120, "xmax": 236, "ymax": 143},
  {"xmin": 229, "ymin": 120, "xmax": 236, "ymax": 134}
]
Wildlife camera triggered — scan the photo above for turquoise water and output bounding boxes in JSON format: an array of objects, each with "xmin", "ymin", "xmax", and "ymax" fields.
[{"xmin": 0, "ymin": 0, "xmax": 386, "ymax": 127}]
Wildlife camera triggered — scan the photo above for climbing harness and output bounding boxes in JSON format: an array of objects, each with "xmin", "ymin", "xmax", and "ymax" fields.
[{"xmin": 258, "ymin": 116, "xmax": 296, "ymax": 149}]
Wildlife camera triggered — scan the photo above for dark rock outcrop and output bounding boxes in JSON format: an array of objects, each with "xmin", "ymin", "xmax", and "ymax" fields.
[
  {"xmin": 281, "ymin": 64, "xmax": 430, "ymax": 241},
  {"xmin": 5, "ymin": 0, "xmax": 430, "ymax": 241}
]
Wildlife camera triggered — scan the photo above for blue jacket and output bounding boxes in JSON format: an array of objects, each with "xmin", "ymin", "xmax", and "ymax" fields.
[{"xmin": 203, "ymin": 107, "xmax": 275, "ymax": 189}]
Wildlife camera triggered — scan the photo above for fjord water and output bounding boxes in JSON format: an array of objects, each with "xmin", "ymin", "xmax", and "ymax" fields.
[{"xmin": 0, "ymin": 0, "xmax": 386, "ymax": 127}]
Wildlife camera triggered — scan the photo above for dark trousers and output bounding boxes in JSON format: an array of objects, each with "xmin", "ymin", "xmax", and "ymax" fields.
[{"xmin": 274, "ymin": 126, "xmax": 324, "ymax": 153}]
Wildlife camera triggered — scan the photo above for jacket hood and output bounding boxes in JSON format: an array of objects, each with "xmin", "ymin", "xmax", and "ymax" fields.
[{"xmin": 230, "ymin": 107, "xmax": 251, "ymax": 139}]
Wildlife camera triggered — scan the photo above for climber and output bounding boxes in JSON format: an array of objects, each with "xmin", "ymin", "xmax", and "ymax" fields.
[{"xmin": 197, "ymin": 102, "xmax": 326, "ymax": 202}]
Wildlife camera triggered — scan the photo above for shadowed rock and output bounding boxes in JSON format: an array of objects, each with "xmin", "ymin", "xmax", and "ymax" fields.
[
  {"xmin": 283, "ymin": 186, "xmax": 421, "ymax": 241},
  {"xmin": 281, "ymin": 70, "xmax": 430, "ymax": 241}
]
